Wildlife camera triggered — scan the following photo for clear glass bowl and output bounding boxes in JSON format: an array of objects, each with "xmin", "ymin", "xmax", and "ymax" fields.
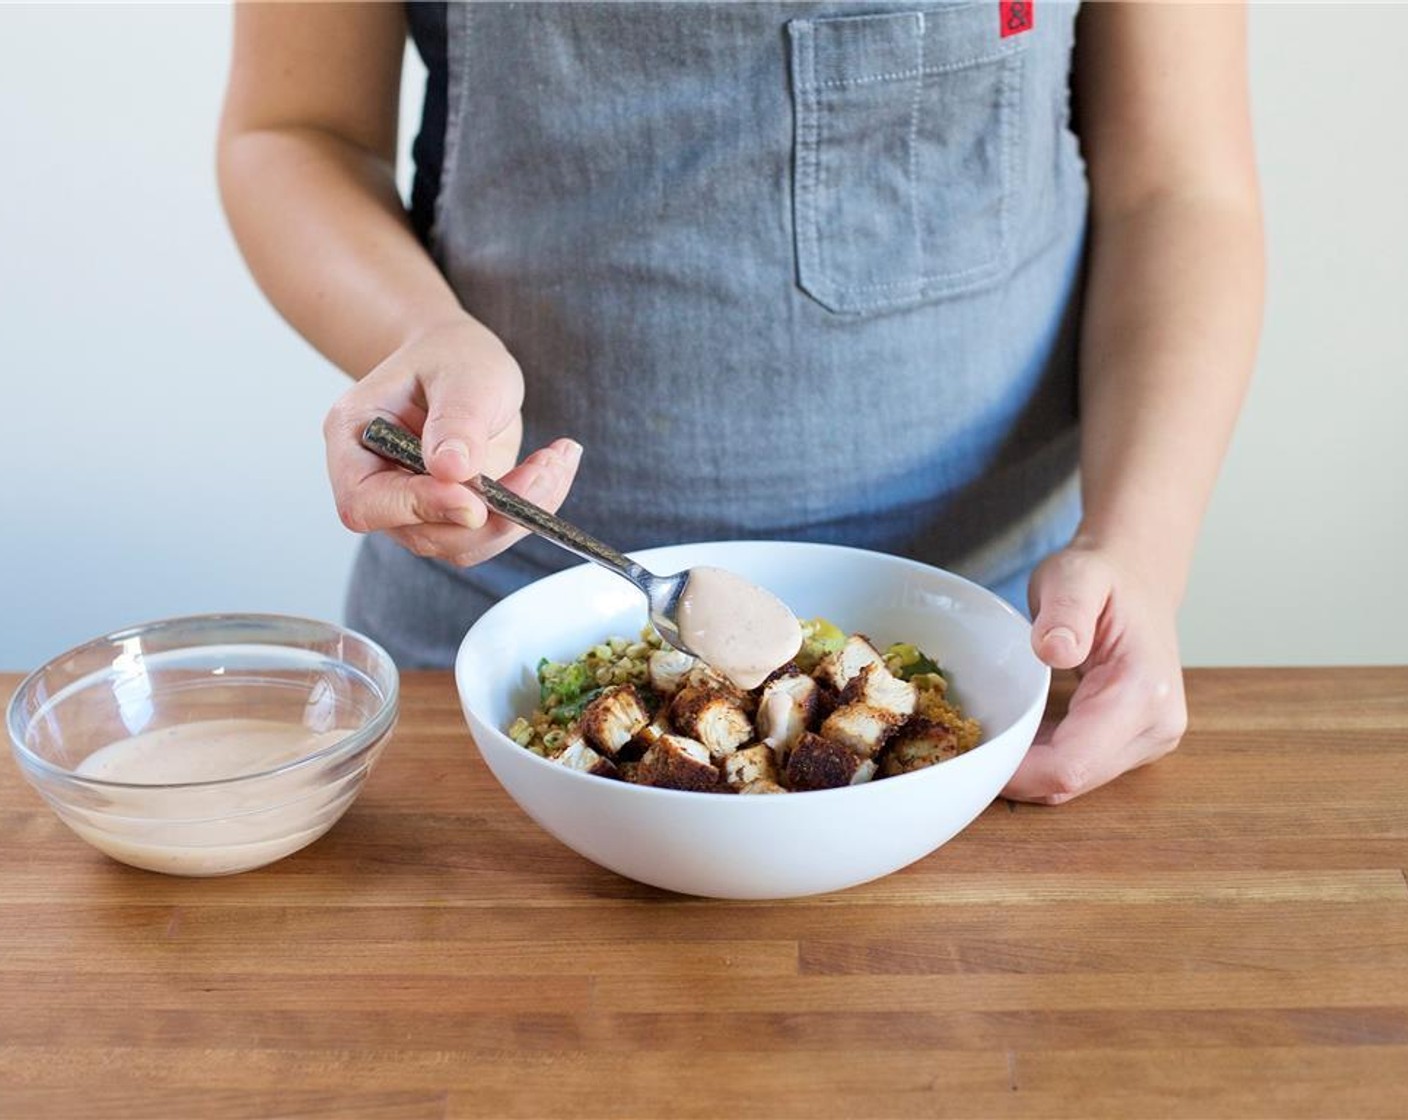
[{"xmin": 6, "ymin": 614, "xmax": 398, "ymax": 876}]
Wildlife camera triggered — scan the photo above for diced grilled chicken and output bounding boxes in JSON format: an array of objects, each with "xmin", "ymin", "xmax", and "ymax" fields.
[
  {"xmin": 879, "ymin": 718, "xmax": 962, "ymax": 777},
  {"xmin": 579, "ymin": 684, "xmax": 650, "ymax": 758},
  {"xmin": 669, "ymin": 685, "xmax": 753, "ymax": 761},
  {"xmin": 820, "ymin": 702, "xmax": 906, "ymax": 759},
  {"xmin": 552, "ymin": 740, "xmax": 620, "ymax": 779},
  {"xmin": 619, "ymin": 719, "xmax": 669, "ymax": 764},
  {"xmin": 648, "ymin": 647, "xmax": 696, "ymax": 696},
  {"xmin": 723, "ymin": 744, "xmax": 781, "ymax": 791},
  {"xmin": 785, "ymin": 732, "xmax": 877, "ymax": 791},
  {"xmin": 739, "ymin": 778, "xmax": 787, "ymax": 795},
  {"xmin": 757, "ymin": 672, "xmax": 820, "ymax": 761},
  {"xmin": 635, "ymin": 733, "xmax": 720, "ymax": 792},
  {"xmin": 682, "ymin": 663, "xmax": 750, "ymax": 702},
  {"xmin": 815, "ymin": 634, "xmax": 886, "ymax": 693},
  {"xmin": 839, "ymin": 663, "xmax": 916, "ymax": 719}
]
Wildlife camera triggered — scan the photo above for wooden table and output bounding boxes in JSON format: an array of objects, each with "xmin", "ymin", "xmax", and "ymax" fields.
[{"xmin": 2, "ymin": 668, "xmax": 1406, "ymax": 1118}]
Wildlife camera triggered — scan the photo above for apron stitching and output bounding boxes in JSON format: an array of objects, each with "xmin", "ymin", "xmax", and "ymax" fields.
[
  {"xmin": 907, "ymin": 13, "xmax": 926, "ymax": 281},
  {"xmin": 430, "ymin": 0, "xmax": 474, "ymax": 257},
  {"xmin": 814, "ymin": 48, "xmax": 1019, "ymax": 90},
  {"xmin": 1000, "ymin": 38, "xmax": 1025, "ymax": 272},
  {"xmin": 805, "ymin": 25, "xmax": 825, "ymax": 288}
]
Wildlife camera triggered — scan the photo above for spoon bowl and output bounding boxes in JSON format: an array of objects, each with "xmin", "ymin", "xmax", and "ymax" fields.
[{"xmin": 638, "ymin": 569, "xmax": 690, "ymax": 654}]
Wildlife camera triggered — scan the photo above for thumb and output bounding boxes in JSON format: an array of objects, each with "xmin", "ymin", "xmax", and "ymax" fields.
[
  {"xmin": 419, "ymin": 364, "xmax": 520, "ymax": 483},
  {"xmin": 1028, "ymin": 551, "xmax": 1110, "ymax": 670}
]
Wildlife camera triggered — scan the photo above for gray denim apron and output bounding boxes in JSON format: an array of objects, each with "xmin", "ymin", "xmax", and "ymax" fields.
[{"xmin": 349, "ymin": 0, "xmax": 1088, "ymax": 667}]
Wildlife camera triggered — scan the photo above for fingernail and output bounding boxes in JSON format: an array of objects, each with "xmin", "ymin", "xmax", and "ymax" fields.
[
  {"xmin": 560, "ymin": 440, "xmax": 583, "ymax": 468},
  {"xmin": 1044, "ymin": 626, "xmax": 1077, "ymax": 648},
  {"xmin": 448, "ymin": 504, "xmax": 487, "ymax": 530}
]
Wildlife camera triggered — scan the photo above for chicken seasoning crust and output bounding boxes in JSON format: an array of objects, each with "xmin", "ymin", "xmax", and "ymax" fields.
[{"xmin": 505, "ymin": 620, "xmax": 982, "ymax": 794}]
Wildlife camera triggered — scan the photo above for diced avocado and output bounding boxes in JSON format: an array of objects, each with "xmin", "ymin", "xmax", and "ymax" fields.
[
  {"xmin": 884, "ymin": 642, "xmax": 944, "ymax": 682},
  {"xmin": 796, "ymin": 617, "xmax": 846, "ymax": 671},
  {"xmin": 805, "ymin": 618, "xmax": 846, "ymax": 651},
  {"xmin": 550, "ymin": 685, "xmax": 606, "ymax": 725}
]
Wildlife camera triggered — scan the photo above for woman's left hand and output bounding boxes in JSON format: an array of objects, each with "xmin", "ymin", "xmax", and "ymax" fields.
[{"xmin": 1002, "ymin": 542, "xmax": 1188, "ymax": 804}]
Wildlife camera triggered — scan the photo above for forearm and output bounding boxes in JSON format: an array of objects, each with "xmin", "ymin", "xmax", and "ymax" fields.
[
  {"xmin": 1074, "ymin": 190, "xmax": 1264, "ymax": 603},
  {"xmin": 217, "ymin": 124, "xmax": 470, "ymax": 379}
]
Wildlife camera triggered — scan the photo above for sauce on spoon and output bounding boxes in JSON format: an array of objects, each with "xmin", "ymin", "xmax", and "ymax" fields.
[{"xmin": 674, "ymin": 566, "xmax": 802, "ymax": 690}]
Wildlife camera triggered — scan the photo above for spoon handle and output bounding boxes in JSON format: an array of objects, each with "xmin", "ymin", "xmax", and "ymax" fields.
[{"xmin": 359, "ymin": 418, "xmax": 646, "ymax": 583}]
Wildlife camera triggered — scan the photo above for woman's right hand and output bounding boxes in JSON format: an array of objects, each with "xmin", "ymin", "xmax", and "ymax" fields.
[{"xmin": 322, "ymin": 316, "xmax": 582, "ymax": 568}]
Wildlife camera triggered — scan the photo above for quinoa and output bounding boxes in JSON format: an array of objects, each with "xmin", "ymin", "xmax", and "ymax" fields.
[{"xmin": 915, "ymin": 690, "xmax": 983, "ymax": 754}]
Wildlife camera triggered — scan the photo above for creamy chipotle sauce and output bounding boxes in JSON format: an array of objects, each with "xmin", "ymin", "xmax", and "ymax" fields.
[
  {"xmin": 675, "ymin": 566, "xmax": 802, "ymax": 690},
  {"xmin": 71, "ymin": 719, "xmax": 349, "ymax": 876},
  {"xmin": 77, "ymin": 719, "xmax": 344, "ymax": 784}
]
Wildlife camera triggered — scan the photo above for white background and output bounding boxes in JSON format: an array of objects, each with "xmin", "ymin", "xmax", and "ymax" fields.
[{"xmin": 2, "ymin": 3, "xmax": 1405, "ymax": 670}]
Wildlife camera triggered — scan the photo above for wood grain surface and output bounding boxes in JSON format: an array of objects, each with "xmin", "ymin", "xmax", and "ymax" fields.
[{"xmin": 2, "ymin": 667, "xmax": 1406, "ymax": 1119}]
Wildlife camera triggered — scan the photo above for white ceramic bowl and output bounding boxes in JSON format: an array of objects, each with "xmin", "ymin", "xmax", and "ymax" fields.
[{"xmin": 456, "ymin": 541, "xmax": 1048, "ymax": 899}]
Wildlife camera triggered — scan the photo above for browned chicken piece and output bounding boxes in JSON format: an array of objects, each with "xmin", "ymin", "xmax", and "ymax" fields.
[
  {"xmin": 820, "ymin": 702, "xmax": 906, "ymax": 759},
  {"xmin": 839, "ymin": 662, "xmax": 917, "ymax": 719},
  {"xmin": 647, "ymin": 647, "xmax": 696, "ymax": 696},
  {"xmin": 756, "ymin": 672, "xmax": 820, "ymax": 761},
  {"xmin": 723, "ymin": 744, "xmax": 781, "ymax": 791},
  {"xmin": 552, "ymin": 739, "xmax": 620, "ymax": 779},
  {"xmin": 619, "ymin": 720, "xmax": 669, "ymax": 764},
  {"xmin": 635, "ymin": 733, "xmax": 720, "ymax": 792},
  {"xmin": 739, "ymin": 779, "xmax": 787, "ymax": 795},
  {"xmin": 680, "ymin": 663, "xmax": 754, "ymax": 706},
  {"xmin": 669, "ymin": 685, "xmax": 753, "ymax": 761},
  {"xmin": 579, "ymin": 684, "xmax": 650, "ymax": 758},
  {"xmin": 785, "ymin": 731, "xmax": 878, "ymax": 791},
  {"xmin": 815, "ymin": 633, "xmax": 886, "ymax": 693},
  {"xmin": 682, "ymin": 662, "xmax": 730, "ymax": 690},
  {"xmin": 878, "ymin": 718, "xmax": 962, "ymax": 777}
]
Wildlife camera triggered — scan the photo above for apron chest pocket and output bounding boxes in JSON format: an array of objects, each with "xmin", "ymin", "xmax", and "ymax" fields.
[{"xmin": 788, "ymin": 8, "xmax": 1025, "ymax": 315}]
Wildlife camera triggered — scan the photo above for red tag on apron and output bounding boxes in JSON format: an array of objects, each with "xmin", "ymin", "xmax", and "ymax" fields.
[{"xmin": 1000, "ymin": 1, "xmax": 1034, "ymax": 37}]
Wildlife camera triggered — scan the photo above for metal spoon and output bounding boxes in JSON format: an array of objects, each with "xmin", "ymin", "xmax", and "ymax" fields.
[{"xmin": 360, "ymin": 417, "xmax": 698, "ymax": 655}]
